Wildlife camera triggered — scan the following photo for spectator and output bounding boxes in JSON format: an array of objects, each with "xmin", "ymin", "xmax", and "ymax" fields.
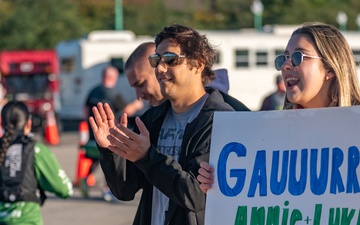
[
  {"xmin": 125, "ymin": 43, "xmax": 248, "ymax": 112},
  {"xmin": 0, "ymin": 100, "xmax": 73, "ymax": 225},
  {"xmin": 89, "ymin": 24, "xmax": 249, "ymax": 225},
  {"xmin": 278, "ymin": 22, "xmax": 360, "ymax": 109},
  {"xmin": 259, "ymin": 74, "xmax": 286, "ymax": 110},
  {"xmin": 81, "ymin": 65, "xmax": 142, "ymax": 201},
  {"xmin": 124, "ymin": 42, "xmax": 164, "ymax": 107},
  {"xmin": 197, "ymin": 22, "xmax": 360, "ymax": 193}
]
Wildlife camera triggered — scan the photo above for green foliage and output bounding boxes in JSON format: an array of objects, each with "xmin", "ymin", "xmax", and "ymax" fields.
[
  {"xmin": 0, "ymin": 0, "xmax": 85, "ymax": 50},
  {"xmin": 264, "ymin": 0, "xmax": 360, "ymax": 30},
  {"xmin": 77, "ymin": 0, "xmax": 115, "ymax": 30},
  {"xmin": 123, "ymin": 0, "xmax": 166, "ymax": 36},
  {"xmin": 0, "ymin": 0, "xmax": 359, "ymax": 50}
]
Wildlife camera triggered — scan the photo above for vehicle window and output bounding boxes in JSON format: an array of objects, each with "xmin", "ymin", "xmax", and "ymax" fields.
[
  {"xmin": 256, "ymin": 50, "xmax": 268, "ymax": 66},
  {"xmin": 60, "ymin": 58, "xmax": 75, "ymax": 73},
  {"xmin": 214, "ymin": 51, "xmax": 221, "ymax": 65},
  {"xmin": 235, "ymin": 49, "xmax": 249, "ymax": 68},
  {"xmin": 4, "ymin": 74, "xmax": 51, "ymax": 101}
]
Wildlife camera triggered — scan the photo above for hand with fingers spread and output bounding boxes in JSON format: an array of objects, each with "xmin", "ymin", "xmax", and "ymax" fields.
[
  {"xmin": 107, "ymin": 116, "xmax": 150, "ymax": 162},
  {"xmin": 197, "ymin": 161, "xmax": 215, "ymax": 193},
  {"xmin": 89, "ymin": 102, "xmax": 117, "ymax": 148}
]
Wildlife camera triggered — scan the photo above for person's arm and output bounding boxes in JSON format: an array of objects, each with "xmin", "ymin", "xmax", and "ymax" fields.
[
  {"xmin": 34, "ymin": 143, "xmax": 73, "ymax": 198},
  {"xmin": 98, "ymin": 104, "xmax": 207, "ymax": 211},
  {"xmin": 90, "ymin": 103, "xmax": 144, "ymax": 200},
  {"xmin": 126, "ymin": 118, "xmax": 210, "ymax": 212},
  {"xmin": 132, "ymin": 138, "xmax": 207, "ymax": 212},
  {"xmin": 98, "ymin": 146, "xmax": 145, "ymax": 201},
  {"xmin": 113, "ymin": 93, "xmax": 128, "ymax": 116},
  {"xmin": 122, "ymin": 99, "xmax": 144, "ymax": 117}
]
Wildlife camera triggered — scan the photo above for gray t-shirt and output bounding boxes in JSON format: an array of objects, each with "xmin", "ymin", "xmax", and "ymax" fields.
[{"xmin": 151, "ymin": 94, "xmax": 209, "ymax": 225}]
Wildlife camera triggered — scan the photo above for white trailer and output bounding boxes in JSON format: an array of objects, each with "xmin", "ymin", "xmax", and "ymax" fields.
[
  {"xmin": 56, "ymin": 27, "xmax": 360, "ymax": 121},
  {"xmin": 56, "ymin": 30, "xmax": 153, "ymax": 121}
]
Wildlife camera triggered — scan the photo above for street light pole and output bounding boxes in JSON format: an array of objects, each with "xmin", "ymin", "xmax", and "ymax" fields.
[
  {"xmin": 115, "ymin": 0, "xmax": 123, "ymax": 31},
  {"xmin": 251, "ymin": 0, "xmax": 264, "ymax": 32},
  {"xmin": 336, "ymin": 11, "xmax": 347, "ymax": 32},
  {"xmin": 356, "ymin": 13, "xmax": 360, "ymax": 32}
]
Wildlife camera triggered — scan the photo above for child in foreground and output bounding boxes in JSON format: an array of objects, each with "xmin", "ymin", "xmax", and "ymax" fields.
[{"xmin": 0, "ymin": 100, "xmax": 73, "ymax": 225}]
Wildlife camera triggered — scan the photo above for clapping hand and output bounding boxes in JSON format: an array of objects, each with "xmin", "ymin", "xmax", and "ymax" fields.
[
  {"xmin": 89, "ymin": 102, "xmax": 124, "ymax": 148},
  {"xmin": 106, "ymin": 116, "xmax": 151, "ymax": 163}
]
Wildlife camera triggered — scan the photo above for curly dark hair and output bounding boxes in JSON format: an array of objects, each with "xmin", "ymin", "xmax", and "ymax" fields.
[
  {"xmin": 0, "ymin": 101, "xmax": 30, "ymax": 165},
  {"xmin": 154, "ymin": 24, "xmax": 216, "ymax": 85}
]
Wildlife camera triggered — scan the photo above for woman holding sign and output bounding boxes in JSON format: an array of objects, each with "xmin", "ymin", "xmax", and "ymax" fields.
[
  {"xmin": 197, "ymin": 22, "xmax": 360, "ymax": 193},
  {"xmin": 275, "ymin": 22, "xmax": 360, "ymax": 109}
]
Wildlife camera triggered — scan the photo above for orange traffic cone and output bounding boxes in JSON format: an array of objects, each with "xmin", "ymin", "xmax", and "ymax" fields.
[
  {"xmin": 74, "ymin": 148, "xmax": 96, "ymax": 187},
  {"xmin": 44, "ymin": 111, "xmax": 60, "ymax": 145},
  {"xmin": 74, "ymin": 120, "xmax": 96, "ymax": 187},
  {"xmin": 78, "ymin": 121, "xmax": 89, "ymax": 147}
]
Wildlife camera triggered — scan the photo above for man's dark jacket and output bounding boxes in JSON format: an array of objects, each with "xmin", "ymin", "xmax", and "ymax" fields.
[{"xmin": 99, "ymin": 88, "xmax": 250, "ymax": 225}]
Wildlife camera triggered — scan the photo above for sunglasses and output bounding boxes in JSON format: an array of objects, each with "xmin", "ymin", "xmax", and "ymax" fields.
[
  {"xmin": 275, "ymin": 51, "xmax": 323, "ymax": 71},
  {"xmin": 148, "ymin": 53, "xmax": 186, "ymax": 68}
]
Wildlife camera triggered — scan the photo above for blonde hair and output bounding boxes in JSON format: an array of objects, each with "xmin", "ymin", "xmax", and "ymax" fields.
[{"xmin": 284, "ymin": 22, "xmax": 360, "ymax": 110}]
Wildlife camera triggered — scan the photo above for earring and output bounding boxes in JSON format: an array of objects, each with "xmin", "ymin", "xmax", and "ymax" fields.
[{"xmin": 325, "ymin": 76, "xmax": 329, "ymax": 81}]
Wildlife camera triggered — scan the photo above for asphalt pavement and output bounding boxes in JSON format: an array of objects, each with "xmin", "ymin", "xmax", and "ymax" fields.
[{"xmin": 37, "ymin": 130, "xmax": 140, "ymax": 225}]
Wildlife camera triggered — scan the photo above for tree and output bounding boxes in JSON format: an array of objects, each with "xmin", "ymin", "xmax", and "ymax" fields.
[
  {"xmin": 77, "ymin": 0, "xmax": 116, "ymax": 31},
  {"xmin": 0, "ymin": 0, "xmax": 359, "ymax": 50},
  {"xmin": 0, "ymin": 0, "xmax": 85, "ymax": 50}
]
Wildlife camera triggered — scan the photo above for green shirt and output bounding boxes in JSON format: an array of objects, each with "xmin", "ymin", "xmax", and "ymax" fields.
[{"xmin": 0, "ymin": 142, "xmax": 73, "ymax": 225}]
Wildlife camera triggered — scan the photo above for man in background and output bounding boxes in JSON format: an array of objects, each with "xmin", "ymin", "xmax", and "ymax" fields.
[
  {"xmin": 124, "ymin": 42, "xmax": 164, "ymax": 107},
  {"xmin": 259, "ymin": 74, "xmax": 286, "ymax": 110},
  {"xmin": 82, "ymin": 65, "xmax": 143, "ymax": 201}
]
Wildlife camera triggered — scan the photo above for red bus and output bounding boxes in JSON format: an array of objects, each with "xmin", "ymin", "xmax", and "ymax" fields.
[{"xmin": 0, "ymin": 50, "xmax": 61, "ymax": 134}]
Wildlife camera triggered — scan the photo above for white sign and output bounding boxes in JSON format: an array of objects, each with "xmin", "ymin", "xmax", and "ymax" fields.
[{"xmin": 205, "ymin": 106, "xmax": 360, "ymax": 225}]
